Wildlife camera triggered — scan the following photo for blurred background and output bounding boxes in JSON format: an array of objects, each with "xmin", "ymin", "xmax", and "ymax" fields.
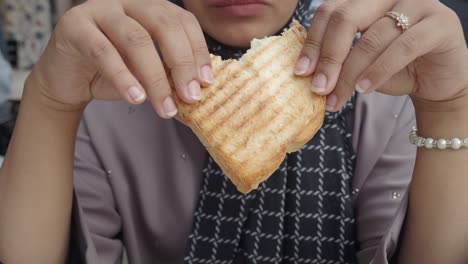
[{"xmin": 0, "ymin": 0, "xmax": 466, "ymax": 159}]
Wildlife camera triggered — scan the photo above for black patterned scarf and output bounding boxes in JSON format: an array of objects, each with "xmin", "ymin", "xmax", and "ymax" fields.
[{"xmin": 171, "ymin": 0, "xmax": 358, "ymax": 263}]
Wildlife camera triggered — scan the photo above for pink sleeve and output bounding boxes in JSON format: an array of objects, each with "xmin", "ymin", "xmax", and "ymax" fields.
[
  {"xmin": 70, "ymin": 117, "xmax": 124, "ymax": 264},
  {"xmin": 352, "ymin": 95, "xmax": 416, "ymax": 264}
]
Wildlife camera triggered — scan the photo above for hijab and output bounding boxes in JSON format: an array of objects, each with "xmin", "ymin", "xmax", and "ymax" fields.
[{"xmin": 169, "ymin": 1, "xmax": 357, "ymax": 263}]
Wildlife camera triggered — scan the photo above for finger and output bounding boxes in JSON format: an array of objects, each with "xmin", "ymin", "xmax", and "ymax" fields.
[
  {"xmin": 124, "ymin": 1, "xmax": 201, "ymax": 103},
  {"xmin": 295, "ymin": 0, "xmax": 346, "ymax": 76},
  {"xmin": 357, "ymin": 16, "xmax": 443, "ymax": 96},
  {"xmin": 94, "ymin": 12, "xmax": 178, "ymax": 118},
  {"xmin": 311, "ymin": 0, "xmax": 397, "ymax": 95},
  {"xmin": 330, "ymin": 5, "xmax": 427, "ymax": 111},
  {"xmin": 65, "ymin": 9, "xmax": 146, "ymax": 106},
  {"xmin": 174, "ymin": 6, "xmax": 213, "ymax": 86}
]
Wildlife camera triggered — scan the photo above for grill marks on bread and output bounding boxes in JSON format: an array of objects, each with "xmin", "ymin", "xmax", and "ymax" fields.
[{"xmin": 175, "ymin": 21, "xmax": 325, "ymax": 193}]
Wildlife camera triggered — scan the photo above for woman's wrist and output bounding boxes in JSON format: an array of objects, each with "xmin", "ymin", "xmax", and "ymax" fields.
[
  {"xmin": 412, "ymin": 88, "xmax": 468, "ymax": 138},
  {"xmin": 24, "ymin": 69, "xmax": 89, "ymax": 116}
]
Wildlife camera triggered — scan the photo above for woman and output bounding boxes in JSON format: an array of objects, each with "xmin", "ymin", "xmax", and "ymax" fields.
[{"xmin": 0, "ymin": 0, "xmax": 467, "ymax": 263}]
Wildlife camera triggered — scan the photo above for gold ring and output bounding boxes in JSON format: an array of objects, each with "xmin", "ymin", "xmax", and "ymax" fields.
[{"xmin": 385, "ymin": 11, "xmax": 410, "ymax": 32}]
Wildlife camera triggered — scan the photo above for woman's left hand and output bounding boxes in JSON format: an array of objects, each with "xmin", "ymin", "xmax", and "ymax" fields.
[{"xmin": 294, "ymin": 0, "xmax": 468, "ymax": 112}]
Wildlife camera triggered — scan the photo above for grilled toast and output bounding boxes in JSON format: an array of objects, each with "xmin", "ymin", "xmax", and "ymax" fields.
[{"xmin": 175, "ymin": 21, "xmax": 326, "ymax": 193}]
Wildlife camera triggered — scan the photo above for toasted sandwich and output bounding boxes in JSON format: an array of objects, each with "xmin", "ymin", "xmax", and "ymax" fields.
[{"xmin": 175, "ymin": 21, "xmax": 326, "ymax": 193}]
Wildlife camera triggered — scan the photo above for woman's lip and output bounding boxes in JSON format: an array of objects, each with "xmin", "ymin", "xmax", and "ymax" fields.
[
  {"xmin": 210, "ymin": 2, "xmax": 270, "ymax": 17},
  {"xmin": 210, "ymin": 0, "xmax": 269, "ymax": 7}
]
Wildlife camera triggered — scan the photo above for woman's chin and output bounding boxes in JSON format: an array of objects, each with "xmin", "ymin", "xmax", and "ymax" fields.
[
  {"xmin": 206, "ymin": 26, "xmax": 279, "ymax": 48},
  {"xmin": 210, "ymin": 35, "xmax": 257, "ymax": 48}
]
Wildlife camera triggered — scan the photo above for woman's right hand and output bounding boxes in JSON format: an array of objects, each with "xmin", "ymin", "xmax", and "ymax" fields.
[{"xmin": 32, "ymin": 0, "xmax": 212, "ymax": 118}]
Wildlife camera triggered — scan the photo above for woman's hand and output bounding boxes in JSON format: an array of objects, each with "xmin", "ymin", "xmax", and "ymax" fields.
[
  {"xmin": 294, "ymin": 1, "xmax": 468, "ymax": 263},
  {"xmin": 295, "ymin": 0, "xmax": 468, "ymax": 112},
  {"xmin": 32, "ymin": 0, "xmax": 212, "ymax": 118}
]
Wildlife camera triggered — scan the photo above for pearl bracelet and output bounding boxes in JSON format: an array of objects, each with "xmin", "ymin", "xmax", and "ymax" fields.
[{"xmin": 409, "ymin": 127, "xmax": 468, "ymax": 150}]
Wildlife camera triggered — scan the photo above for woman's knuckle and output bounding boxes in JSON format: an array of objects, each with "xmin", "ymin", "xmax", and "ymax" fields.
[
  {"xmin": 358, "ymin": 31, "xmax": 384, "ymax": 54},
  {"xmin": 442, "ymin": 7, "xmax": 461, "ymax": 26},
  {"xmin": 125, "ymin": 27, "xmax": 152, "ymax": 48},
  {"xmin": 89, "ymin": 38, "xmax": 112, "ymax": 58},
  {"xmin": 373, "ymin": 61, "xmax": 391, "ymax": 76},
  {"xmin": 399, "ymin": 35, "xmax": 418, "ymax": 55},
  {"xmin": 304, "ymin": 36, "xmax": 322, "ymax": 51},
  {"xmin": 53, "ymin": 7, "xmax": 94, "ymax": 57},
  {"xmin": 108, "ymin": 67, "xmax": 129, "ymax": 83},
  {"xmin": 193, "ymin": 44, "xmax": 209, "ymax": 57},
  {"xmin": 59, "ymin": 6, "xmax": 83, "ymax": 31},
  {"xmin": 319, "ymin": 53, "xmax": 341, "ymax": 66},
  {"xmin": 173, "ymin": 54, "xmax": 195, "ymax": 68},
  {"xmin": 315, "ymin": 3, "xmax": 335, "ymax": 18},
  {"xmin": 446, "ymin": 7, "xmax": 459, "ymax": 20},
  {"xmin": 330, "ymin": 6, "xmax": 353, "ymax": 26},
  {"xmin": 147, "ymin": 71, "xmax": 169, "ymax": 89},
  {"xmin": 432, "ymin": 1, "xmax": 454, "ymax": 16},
  {"xmin": 434, "ymin": 5, "xmax": 464, "ymax": 38},
  {"xmin": 152, "ymin": 7, "xmax": 180, "ymax": 31},
  {"xmin": 180, "ymin": 9, "xmax": 197, "ymax": 22}
]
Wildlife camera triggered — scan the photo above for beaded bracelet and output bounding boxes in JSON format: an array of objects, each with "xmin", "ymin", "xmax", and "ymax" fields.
[{"xmin": 409, "ymin": 127, "xmax": 468, "ymax": 149}]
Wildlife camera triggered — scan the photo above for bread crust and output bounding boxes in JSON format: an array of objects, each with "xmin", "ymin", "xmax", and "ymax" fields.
[{"xmin": 175, "ymin": 21, "xmax": 326, "ymax": 193}]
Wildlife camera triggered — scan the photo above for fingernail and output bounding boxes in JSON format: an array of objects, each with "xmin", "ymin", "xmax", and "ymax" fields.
[
  {"xmin": 201, "ymin": 65, "xmax": 213, "ymax": 84},
  {"xmin": 128, "ymin": 86, "xmax": 146, "ymax": 102},
  {"xmin": 188, "ymin": 80, "xmax": 202, "ymax": 101},
  {"xmin": 311, "ymin": 73, "xmax": 327, "ymax": 93},
  {"xmin": 326, "ymin": 93, "xmax": 338, "ymax": 111},
  {"xmin": 163, "ymin": 96, "xmax": 178, "ymax": 117},
  {"xmin": 295, "ymin": 56, "xmax": 311, "ymax": 75},
  {"xmin": 356, "ymin": 79, "xmax": 372, "ymax": 93}
]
